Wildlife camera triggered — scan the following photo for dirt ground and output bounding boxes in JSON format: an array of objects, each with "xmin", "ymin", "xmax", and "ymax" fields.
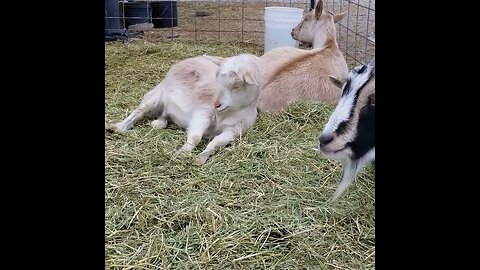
[{"xmin": 118, "ymin": 0, "xmax": 375, "ymax": 67}]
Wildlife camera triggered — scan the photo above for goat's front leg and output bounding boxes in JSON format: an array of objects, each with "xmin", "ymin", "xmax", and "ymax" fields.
[
  {"xmin": 175, "ymin": 112, "xmax": 212, "ymax": 156},
  {"xmin": 193, "ymin": 129, "xmax": 238, "ymax": 165}
]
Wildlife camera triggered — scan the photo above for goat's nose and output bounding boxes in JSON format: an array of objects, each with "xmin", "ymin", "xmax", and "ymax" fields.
[
  {"xmin": 214, "ymin": 101, "xmax": 221, "ymax": 108},
  {"xmin": 319, "ymin": 134, "xmax": 333, "ymax": 147}
]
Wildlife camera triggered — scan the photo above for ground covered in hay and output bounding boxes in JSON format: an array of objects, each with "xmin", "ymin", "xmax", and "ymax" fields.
[{"xmin": 105, "ymin": 40, "xmax": 375, "ymax": 269}]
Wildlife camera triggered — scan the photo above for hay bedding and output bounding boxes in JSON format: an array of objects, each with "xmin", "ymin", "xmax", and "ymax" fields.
[{"xmin": 105, "ymin": 40, "xmax": 374, "ymax": 269}]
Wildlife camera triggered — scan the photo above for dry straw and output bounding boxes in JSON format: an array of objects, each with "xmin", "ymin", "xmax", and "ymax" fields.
[{"xmin": 105, "ymin": 40, "xmax": 375, "ymax": 269}]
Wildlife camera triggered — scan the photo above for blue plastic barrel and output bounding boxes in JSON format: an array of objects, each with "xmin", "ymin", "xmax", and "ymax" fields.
[
  {"xmin": 123, "ymin": 1, "xmax": 152, "ymax": 28},
  {"xmin": 151, "ymin": 1, "xmax": 178, "ymax": 28}
]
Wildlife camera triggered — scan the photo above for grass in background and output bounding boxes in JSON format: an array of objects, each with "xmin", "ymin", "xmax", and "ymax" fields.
[{"xmin": 105, "ymin": 40, "xmax": 375, "ymax": 269}]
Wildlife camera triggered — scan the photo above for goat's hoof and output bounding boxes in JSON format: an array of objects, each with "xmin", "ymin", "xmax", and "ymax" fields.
[
  {"xmin": 193, "ymin": 155, "xmax": 208, "ymax": 166},
  {"xmin": 106, "ymin": 123, "xmax": 128, "ymax": 133},
  {"xmin": 105, "ymin": 126, "xmax": 115, "ymax": 133},
  {"xmin": 151, "ymin": 119, "xmax": 167, "ymax": 129},
  {"xmin": 106, "ymin": 124, "xmax": 120, "ymax": 133},
  {"xmin": 173, "ymin": 149, "xmax": 190, "ymax": 159}
]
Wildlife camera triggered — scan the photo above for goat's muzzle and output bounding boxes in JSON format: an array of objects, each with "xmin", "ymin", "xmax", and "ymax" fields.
[{"xmin": 319, "ymin": 133, "xmax": 333, "ymax": 147}]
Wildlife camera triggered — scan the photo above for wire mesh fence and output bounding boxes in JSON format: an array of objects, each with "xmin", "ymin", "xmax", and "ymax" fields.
[
  {"xmin": 105, "ymin": 0, "xmax": 375, "ymax": 67},
  {"xmin": 326, "ymin": 0, "xmax": 375, "ymax": 66}
]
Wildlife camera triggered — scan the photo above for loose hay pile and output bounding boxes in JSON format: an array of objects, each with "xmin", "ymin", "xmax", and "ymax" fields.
[{"xmin": 105, "ymin": 40, "xmax": 375, "ymax": 269}]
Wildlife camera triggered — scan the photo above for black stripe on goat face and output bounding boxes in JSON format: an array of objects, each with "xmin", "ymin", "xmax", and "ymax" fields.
[
  {"xmin": 347, "ymin": 95, "xmax": 375, "ymax": 159},
  {"xmin": 318, "ymin": 63, "xmax": 374, "ymax": 161},
  {"xmin": 341, "ymin": 64, "xmax": 369, "ymax": 97}
]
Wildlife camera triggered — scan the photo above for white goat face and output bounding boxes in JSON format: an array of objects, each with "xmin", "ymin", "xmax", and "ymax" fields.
[{"xmin": 213, "ymin": 55, "xmax": 261, "ymax": 112}]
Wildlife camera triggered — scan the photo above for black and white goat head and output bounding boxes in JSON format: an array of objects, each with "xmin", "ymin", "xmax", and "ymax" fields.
[{"xmin": 319, "ymin": 59, "xmax": 375, "ymax": 202}]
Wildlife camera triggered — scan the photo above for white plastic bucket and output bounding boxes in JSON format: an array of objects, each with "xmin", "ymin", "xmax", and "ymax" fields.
[{"xmin": 264, "ymin": 7, "xmax": 304, "ymax": 53}]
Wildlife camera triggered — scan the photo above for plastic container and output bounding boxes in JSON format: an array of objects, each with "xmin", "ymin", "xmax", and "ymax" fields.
[
  {"xmin": 264, "ymin": 7, "xmax": 304, "ymax": 53},
  {"xmin": 151, "ymin": 1, "xmax": 178, "ymax": 28}
]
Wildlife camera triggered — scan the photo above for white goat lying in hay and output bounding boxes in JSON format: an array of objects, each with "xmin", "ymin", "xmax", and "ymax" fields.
[
  {"xmin": 107, "ymin": 54, "xmax": 262, "ymax": 165},
  {"xmin": 257, "ymin": 0, "xmax": 348, "ymax": 112},
  {"xmin": 318, "ymin": 59, "xmax": 375, "ymax": 202}
]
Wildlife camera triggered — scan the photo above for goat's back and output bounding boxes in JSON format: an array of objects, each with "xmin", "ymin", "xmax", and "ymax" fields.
[
  {"xmin": 258, "ymin": 45, "xmax": 348, "ymax": 112},
  {"xmin": 164, "ymin": 56, "xmax": 219, "ymax": 105}
]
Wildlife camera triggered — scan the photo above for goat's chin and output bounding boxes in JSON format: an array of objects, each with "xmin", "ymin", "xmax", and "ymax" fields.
[
  {"xmin": 297, "ymin": 41, "xmax": 313, "ymax": 49},
  {"xmin": 319, "ymin": 146, "xmax": 350, "ymax": 160}
]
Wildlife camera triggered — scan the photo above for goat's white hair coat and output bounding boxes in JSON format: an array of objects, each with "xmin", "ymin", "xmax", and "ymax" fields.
[{"xmin": 107, "ymin": 53, "xmax": 263, "ymax": 165}]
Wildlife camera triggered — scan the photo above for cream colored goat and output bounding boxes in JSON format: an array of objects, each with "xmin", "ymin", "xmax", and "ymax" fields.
[
  {"xmin": 107, "ymin": 54, "xmax": 262, "ymax": 165},
  {"xmin": 257, "ymin": 0, "xmax": 349, "ymax": 112}
]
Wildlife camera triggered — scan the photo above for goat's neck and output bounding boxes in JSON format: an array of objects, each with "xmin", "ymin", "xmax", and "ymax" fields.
[
  {"xmin": 214, "ymin": 105, "xmax": 258, "ymax": 132},
  {"xmin": 313, "ymin": 27, "xmax": 337, "ymax": 49},
  {"xmin": 214, "ymin": 89, "xmax": 260, "ymax": 123}
]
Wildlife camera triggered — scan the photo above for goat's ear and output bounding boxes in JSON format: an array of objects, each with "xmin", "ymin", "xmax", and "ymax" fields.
[
  {"xmin": 202, "ymin": 55, "xmax": 227, "ymax": 66},
  {"xmin": 314, "ymin": 0, "xmax": 323, "ymax": 20},
  {"xmin": 243, "ymin": 70, "xmax": 259, "ymax": 86},
  {"xmin": 329, "ymin": 75, "xmax": 346, "ymax": 89},
  {"xmin": 229, "ymin": 71, "xmax": 244, "ymax": 88},
  {"xmin": 333, "ymin": 11, "xmax": 347, "ymax": 23}
]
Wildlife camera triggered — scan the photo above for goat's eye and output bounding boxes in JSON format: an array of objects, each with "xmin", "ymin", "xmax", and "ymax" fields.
[
  {"xmin": 360, "ymin": 102, "xmax": 375, "ymax": 117},
  {"xmin": 368, "ymin": 94, "xmax": 375, "ymax": 106},
  {"xmin": 359, "ymin": 105, "xmax": 369, "ymax": 116},
  {"xmin": 231, "ymin": 82, "xmax": 243, "ymax": 89}
]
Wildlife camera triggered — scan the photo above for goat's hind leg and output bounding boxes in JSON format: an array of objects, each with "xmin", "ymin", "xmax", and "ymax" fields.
[
  {"xmin": 150, "ymin": 112, "xmax": 168, "ymax": 129},
  {"xmin": 108, "ymin": 89, "xmax": 162, "ymax": 133}
]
